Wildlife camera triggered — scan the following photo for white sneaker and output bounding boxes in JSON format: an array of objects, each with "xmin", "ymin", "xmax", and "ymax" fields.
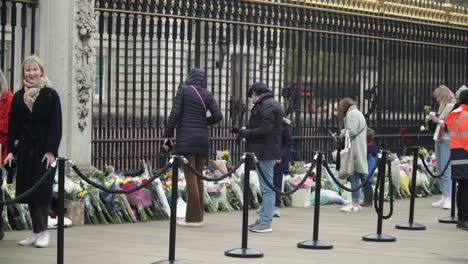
[
  {"xmin": 432, "ymin": 198, "xmax": 445, "ymax": 208},
  {"xmin": 176, "ymin": 220, "xmax": 203, "ymax": 227},
  {"xmin": 18, "ymin": 233, "xmax": 39, "ymax": 246},
  {"xmin": 443, "ymin": 199, "xmax": 451, "ymax": 210},
  {"xmin": 35, "ymin": 231, "xmax": 50, "ymax": 248},
  {"xmin": 273, "ymin": 207, "xmax": 280, "ymax": 217},
  {"xmin": 340, "ymin": 204, "xmax": 361, "ymax": 212}
]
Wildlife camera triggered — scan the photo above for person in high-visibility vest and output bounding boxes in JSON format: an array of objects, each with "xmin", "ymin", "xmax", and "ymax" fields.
[{"xmin": 445, "ymin": 89, "xmax": 468, "ymax": 231}]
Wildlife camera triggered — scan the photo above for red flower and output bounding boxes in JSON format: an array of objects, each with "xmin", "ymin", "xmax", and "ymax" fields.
[
  {"xmin": 141, "ymin": 179, "xmax": 148, "ymax": 183},
  {"xmin": 405, "ymin": 138, "xmax": 411, "ymax": 144},
  {"xmin": 400, "ymin": 134, "xmax": 406, "ymax": 139},
  {"xmin": 400, "ymin": 127, "xmax": 407, "ymax": 133}
]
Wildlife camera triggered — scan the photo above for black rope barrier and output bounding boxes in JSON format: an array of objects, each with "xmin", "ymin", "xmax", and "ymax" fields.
[
  {"xmin": 419, "ymin": 153, "xmax": 450, "ymax": 179},
  {"xmin": 122, "ymin": 169, "xmax": 146, "ymax": 177},
  {"xmin": 439, "ymin": 180, "xmax": 458, "ymax": 224},
  {"xmin": 225, "ymin": 153, "xmax": 263, "ymax": 258},
  {"xmin": 182, "ymin": 156, "xmax": 245, "ymax": 182},
  {"xmin": 297, "ymin": 152, "xmax": 333, "ymax": 249},
  {"xmin": 362, "ymin": 150, "xmax": 396, "ymax": 242},
  {"xmin": 0, "ymin": 165, "xmax": 57, "ymax": 206},
  {"xmin": 373, "ymin": 158, "xmax": 394, "ymax": 220},
  {"xmin": 322, "ymin": 160, "xmax": 379, "ymax": 193},
  {"xmin": 255, "ymin": 156, "xmax": 317, "ymax": 196},
  {"xmin": 69, "ymin": 160, "xmax": 172, "ymax": 194},
  {"xmin": 396, "ymin": 147, "xmax": 427, "ymax": 230}
]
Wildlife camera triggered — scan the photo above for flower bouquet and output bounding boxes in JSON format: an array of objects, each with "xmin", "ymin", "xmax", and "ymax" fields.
[{"xmin": 121, "ymin": 179, "xmax": 152, "ymax": 222}]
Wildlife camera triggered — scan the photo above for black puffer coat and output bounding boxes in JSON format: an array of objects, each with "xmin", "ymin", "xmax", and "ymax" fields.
[
  {"xmin": 163, "ymin": 68, "xmax": 222, "ymax": 156},
  {"xmin": 243, "ymin": 94, "xmax": 283, "ymax": 160}
]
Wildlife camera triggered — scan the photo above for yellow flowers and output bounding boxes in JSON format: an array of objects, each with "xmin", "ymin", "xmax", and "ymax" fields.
[
  {"xmin": 424, "ymin": 105, "xmax": 432, "ymax": 113},
  {"xmin": 77, "ymin": 190, "xmax": 88, "ymax": 198}
]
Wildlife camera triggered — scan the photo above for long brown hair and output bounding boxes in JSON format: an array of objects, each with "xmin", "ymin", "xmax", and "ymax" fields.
[{"xmin": 337, "ymin": 98, "xmax": 356, "ymax": 129}]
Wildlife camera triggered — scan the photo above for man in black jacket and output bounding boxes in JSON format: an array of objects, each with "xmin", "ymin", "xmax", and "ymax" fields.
[{"xmin": 232, "ymin": 81, "xmax": 283, "ymax": 233}]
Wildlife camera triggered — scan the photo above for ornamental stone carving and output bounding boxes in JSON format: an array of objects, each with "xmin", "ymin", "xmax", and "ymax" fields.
[{"xmin": 75, "ymin": 0, "xmax": 96, "ymax": 131}]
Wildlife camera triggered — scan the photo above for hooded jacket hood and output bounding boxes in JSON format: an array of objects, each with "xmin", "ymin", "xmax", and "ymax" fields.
[{"xmin": 184, "ymin": 68, "xmax": 207, "ymax": 88}]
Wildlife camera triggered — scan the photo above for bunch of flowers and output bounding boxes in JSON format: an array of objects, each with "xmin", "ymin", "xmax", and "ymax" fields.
[{"xmin": 221, "ymin": 150, "xmax": 233, "ymax": 170}]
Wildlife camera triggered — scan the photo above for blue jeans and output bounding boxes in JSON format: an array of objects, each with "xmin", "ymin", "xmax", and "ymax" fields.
[
  {"xmin": 349, "ymin": 172, "xmax": 366, "ymax": 202},
  {"xmin": 256, "ymin": 159, "xmax": 276, "ymax": 225},
  {"xmin": 435, "ymin": 139, "xmax": 452, "ymax": 196}
]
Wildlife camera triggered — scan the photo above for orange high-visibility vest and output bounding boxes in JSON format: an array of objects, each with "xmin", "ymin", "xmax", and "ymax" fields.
[{"xmin": 445, "ymin": 104, "xmax": 468, "ymax": 180}]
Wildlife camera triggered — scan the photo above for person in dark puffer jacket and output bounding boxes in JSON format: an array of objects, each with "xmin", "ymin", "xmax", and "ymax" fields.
[{"xmin": 163, "ymin": 68, "xmax": 222, "ymax": 227}]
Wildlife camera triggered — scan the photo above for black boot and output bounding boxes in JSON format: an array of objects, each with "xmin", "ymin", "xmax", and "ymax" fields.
[{"xmin": 462, "ymin": 221, "xmax": 468, "ymax": 231}]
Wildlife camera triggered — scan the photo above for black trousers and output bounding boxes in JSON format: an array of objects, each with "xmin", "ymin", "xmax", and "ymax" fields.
[
  {"xmin": 28, "ymin": 199, "xmax": 49, "ymax": 233},
  {"xmin": 273, "ymin": 171, "xmax": 283, "ymax": 207},
  {"xmin": 457, "ymin": 179, "xmax": 468, "ymax": 222}
]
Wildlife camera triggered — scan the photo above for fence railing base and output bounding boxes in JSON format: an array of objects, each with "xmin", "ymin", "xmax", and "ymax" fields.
[
  {"xmin": 362, "ymin": 233, "xmax": 396, "ymax": 242},
  {"xmin": 297, "ymin": 240, "xmax": 333, "ymax": 249},
  {"xmin": 395, "ymin": 222, "xmax": 426, "ymax": 230},
  {"xmin": 439, "ymin": 216, "xmax": 458, "ymax": 224},
  {"xmin": 224, "ymin": 248, "xmax": 263, "ymax": 258},
  {"xmin": 152, "ymin": 260, "xmax": 186, "ymax": 264}
]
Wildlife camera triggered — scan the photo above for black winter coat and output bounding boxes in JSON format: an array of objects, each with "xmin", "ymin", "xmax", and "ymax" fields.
[
  {"xmin": 7, "ymin": 88, "xmax": 62, "ymax": 204},
  {"xmin": 244, "ymin": 94, "xmax": 283, "ymax": 160},
  {"xmin": 163, "ymin": 69, "xmax": 222, "ymax": 156}
]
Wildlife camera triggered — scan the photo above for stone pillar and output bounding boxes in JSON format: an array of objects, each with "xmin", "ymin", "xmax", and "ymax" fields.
[{"xmin": 36, "ymin": 0, "xmax": 96, "ymax": 173}]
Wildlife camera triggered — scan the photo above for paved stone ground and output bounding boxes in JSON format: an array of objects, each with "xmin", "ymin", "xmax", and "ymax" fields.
[{"xmin": 0, "ymin": 196, "xmax": 466, "ymax": 264}]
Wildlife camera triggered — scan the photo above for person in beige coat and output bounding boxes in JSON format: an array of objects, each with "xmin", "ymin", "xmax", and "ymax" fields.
[
  {"xmin": 337, "ymin": 98, "xmax": 368, "ymax": 212},
  {"xmin": 426, "ymin": 85, "xmax": 455, "ymax": 210}
]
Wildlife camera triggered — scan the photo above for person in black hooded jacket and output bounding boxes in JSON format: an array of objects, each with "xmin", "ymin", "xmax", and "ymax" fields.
[{"xmin": 163, "ymin": 68, "xmax": 222, "ymax": 227}]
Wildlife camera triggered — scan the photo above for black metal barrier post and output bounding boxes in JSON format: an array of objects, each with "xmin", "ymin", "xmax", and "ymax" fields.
[
  {"xmin": 225, "ymin": 153, "xmax": 263, "ymax": 258},
  {"xmin": 153, "ymin": 157, "xmax": 186, "ymax": 264},
  {"xmin": 57, "ymin": 158, "xmax": 65, "ymax": 264},
  {"xmin": 297, "ymin": 152, "xmax": 333, "ymax": 249},
  {"xmin": 363, "ymin": 150, "xmax": 396, "ymax": 242},
  {"xmin": 439, "ymin": 180, "xmax": 458, "ymax": 224},
  {"xmin": 396, "ymin": 147, "xmax": 426, "ymax": 230}
]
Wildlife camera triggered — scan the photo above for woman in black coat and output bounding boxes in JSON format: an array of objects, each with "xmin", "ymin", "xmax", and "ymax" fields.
[
  {"xmin": 4, "ymin": 56, "xmax": 62, "ymax": 248},
  {"xmin": 163, "ymin": 68, "xmax": 222, "ymax": 226}
]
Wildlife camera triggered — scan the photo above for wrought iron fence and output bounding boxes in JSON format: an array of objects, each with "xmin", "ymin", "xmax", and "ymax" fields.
[
  {"xmin": 92, "ymin": 0, "xmax": 468, "ymax": 170},
  {"xmin": 0, "ymin": 0, "xmax": 37, "ymax": 89}
]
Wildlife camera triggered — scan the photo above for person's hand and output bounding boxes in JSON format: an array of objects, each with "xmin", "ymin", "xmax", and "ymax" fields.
[
  {"xmin": 230, "ymin": 127, "xmax": 240, "ymax": 134},
  {"xmin": 238, "ymin": 128, "xmax": 248, "ymax": 138},
  {"xmin": 3, "ymin": 153, "xmax": 13, "ymax": 167},
  {"xmin": 42, "ymin": 152, "xmax": 56, "ymax": 169},
  {"xmin": 276, "ymin": 159, "xmax": 282, "ymax": 164},
  {"xmin": 163, "ymin": 138, "xmax": 174, "ymax": 151}
]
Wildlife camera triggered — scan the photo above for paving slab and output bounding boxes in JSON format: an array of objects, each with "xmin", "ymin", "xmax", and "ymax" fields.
[{"xmin": 0, "ymin": 196, "xmax": 466, "ymax": 264}]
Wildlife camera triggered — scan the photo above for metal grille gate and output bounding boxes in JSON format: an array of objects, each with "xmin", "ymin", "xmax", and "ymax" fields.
[
  {"xmin": 0, "ymin": 0, "xmax": 36, "ymax": 90},
  {"xmin": 93, "ymin": 0, "xmax": 468, "ymax": 171}
]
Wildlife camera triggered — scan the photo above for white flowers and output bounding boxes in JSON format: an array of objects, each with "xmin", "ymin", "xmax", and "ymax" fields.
[{"xmin": 420, "ymin": 125, "xmax": 426, "ymax": 132}]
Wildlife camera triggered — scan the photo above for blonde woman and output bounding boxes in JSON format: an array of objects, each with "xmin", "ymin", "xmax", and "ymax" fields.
[
  {"xmin": 3, "ymin": 55, "xmax": 62, "ymax": 247},
  {"xmin": 336, "ymin": 98, "xmax": 368, "ymax": 212},
  {"xmin": 426, "ymin": 85, "xmax": 455, "ymax": 210},
  {"xmin": 0, "ymin": 69, "xmax": 12, "ymax": 240}
]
